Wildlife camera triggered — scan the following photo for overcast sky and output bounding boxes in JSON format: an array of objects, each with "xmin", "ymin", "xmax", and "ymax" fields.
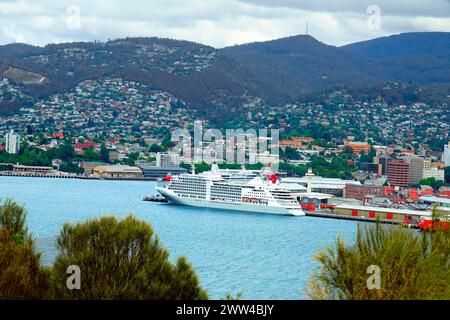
[{"xmin": 1, "ymin": 0, "xmax": 449, "ymax": 47}]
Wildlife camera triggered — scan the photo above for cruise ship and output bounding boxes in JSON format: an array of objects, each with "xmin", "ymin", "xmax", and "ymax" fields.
[{"xmin": 155, "ymin": 165, "xmax": 305, "ymax": 216}]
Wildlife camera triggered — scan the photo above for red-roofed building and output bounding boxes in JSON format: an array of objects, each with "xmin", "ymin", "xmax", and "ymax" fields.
[
  {"xmin": 421, "ymin": 189, "xmax": 433, "ymax": 196},
  {"xmin": 52, "ymin": 133, "xmax": 64, "ymax": 139},
  {"xmin": 74, "ymin": 141, "xmax": 100, "ymax": 155},
  {"xmin": 0, "ymin": 146, "xmax": 5, "ymax": 151},
  {"xmin": 280, "ymin": 136, "xmax": 314, "ymax": 149},
  {"xmin": 344, "ymin": 141, "xmax": 371, "ymax": 155},
  {"xmin": 409, "ymin": 189, "xmax": 419, "ymax": 201}
]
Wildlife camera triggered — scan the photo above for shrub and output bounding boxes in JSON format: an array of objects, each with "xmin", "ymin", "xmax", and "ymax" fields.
[
  {"xmin": 307, "ymin": 223, "xmax": 450, "ymax": 300},
  {"xmin": 51, "ymin": 215, "xmax": 207, "ymax": 300}
]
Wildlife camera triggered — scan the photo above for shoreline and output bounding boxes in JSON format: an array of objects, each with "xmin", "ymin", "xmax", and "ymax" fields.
[{"xmin": 0, "ymin": 172, "xmax": 158, "ymax": 181}]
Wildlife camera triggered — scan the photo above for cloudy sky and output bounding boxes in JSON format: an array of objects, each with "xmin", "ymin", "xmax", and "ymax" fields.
[{"xmin": 1, "ymin": 0, "xmax": 449, "ymax": 47}]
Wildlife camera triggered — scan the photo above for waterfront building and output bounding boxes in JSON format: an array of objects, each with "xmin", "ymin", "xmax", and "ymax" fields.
[
  {"xmin": 407, "ymin": 157, "xmax": 424, "ymax": 185},
  {"xmin": 93, "ymin": 165, "xmax": 143, "ymax": 179},
  {"xmin": 423, "ymin": 167, "xmax": 445, "ymax": 182},
  {"xmin": 12, "ymin": 164, "xmax": 53, "ymax": 174},
  {"xmin": 358, "ymin": 162, "xmax": 382, "ymax": 175},
  {"xmin": 443, "ymin": 142, "xmax": 450, "ymax": 167},
  {"xmin": 139, "ymin": 165, "xmax": 188, "ymax": 179},
  {"xmin": 5, "ymin": 130, "xmax": 20, "ymax": 154},
  {"xmin": 374, "ymin": 155, "xmax": 390, "ymax": 175},
  {"xmin": 334, "ymin": 203, "xmax": 430, "ymax": 225},
  {"xmin": 344, "ymin": 184, "xmax": 385, "ymax": 201},
  {"xmin": 387, "ymin": 158, "xmax": 409, "ymax": 187},
  {"xmin": 80, "ymin": 161, "xmax": 108, "ymax": 174},
  {"xmin": 282, "ymin": 175, "xmax": 360, "ymax": 196}
]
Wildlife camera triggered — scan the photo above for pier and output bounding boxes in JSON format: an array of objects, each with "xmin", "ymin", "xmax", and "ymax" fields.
[
  {"xmin": 306, "ymin": 210, "xmax": 419, "ymax": 228},
  {"xmin": 0, "ymin": 171, "xmax": 158, "ymax": 181}
]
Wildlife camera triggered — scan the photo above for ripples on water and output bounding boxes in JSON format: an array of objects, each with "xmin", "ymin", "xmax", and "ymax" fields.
[{"xmin": 1, "ymin": 176, "xmax": 362, "ymax": 299}]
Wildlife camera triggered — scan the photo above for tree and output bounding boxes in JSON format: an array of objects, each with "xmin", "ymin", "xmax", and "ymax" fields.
[
  {"xmin": 282, "ymin": 147, "xmax": 300, "ymax": 160},
  {"xmin": 0, "ymin": 199, "xmax": 50, "ymax": 299},
  {"xmin": 149, "ymin": 144, "xmax": 164, "ymax": 153},
  {"xmin": 100, "ymin": 144, "xmax": 110, "ymax": 163},
  {"xmin": 306, "ymin": 224, "xmax": 450, "ymax": 300},
  {"xmin": 51, "ymin": 216, "xmax": 207, "ymax": 300},
  {"xmin": 343, "ymin": 146, "xmax": 354, "ymax": 155},
  {"xmin": 445, "ymin": 167, "xmax": 450, "ymax": 185},
  {"xmin": 0, "ymin": 199, "xmax": 28, "ymax": 238},
  {"xmin": 420, "ymin": 177, "xmax": 444, "ymax": 190}
]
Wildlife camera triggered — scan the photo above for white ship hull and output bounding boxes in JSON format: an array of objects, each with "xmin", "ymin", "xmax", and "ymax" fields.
[{"xmin": 156, "ymin": 187, "xmax": 305, "ymax": 216}]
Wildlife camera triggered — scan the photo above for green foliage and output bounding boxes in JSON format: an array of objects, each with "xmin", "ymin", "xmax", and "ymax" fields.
[
  {"xmin": 281, "ymin": 147, "xmax": 300, "ymax": 160},
  {"xmin": 194, "ymin": 163, "xmax": 212, "ymax": 173},
  {"xmin": 0, "ymin": 199, "xmax": 28, "ymax": 237},
  {"xmin": 149, "ymin": 144, "xmax": 165, "ymax": 153},
  {"xmin": 279, "ymin": 156, "xmax": 354, "ymax": 179},
  {"xmin": 279, "ymin": 162, "xmax": 308, "ymax": 176},
  {"xmin": 0, "ymin": 200, "xmax": 207, "ymax": 300},
  {"xmin": 445, "ymin": 167, "xmax": 450, "ymax": 184},
  {"xmin": 420, "ymin": 177, "xmax": 444, "ymax": 190},
  {"xmin": 223, "ymin": 291, "xmax": 243, "ymax": 300},
  {"xmin": 58, "ymin": 162, "xmax": 83, "ymax": 174},
  {"xmin": 100, "ymin": 144, "xmax": 110, "ymax": 163},
  {"xmin": 123, "ymin": 152, "xmax": 139, "ymax": 166},
  {"xmin": 359, "ymin": 149, "xmax": 376, "ymax": 163},
  {"xmin": 0, "ymin": 200, "xmax": 50, "ymax": 299},
  {"xmin": 307, "ymin": 224, "xmax": 450, "ymax": 300},
  {"xmin": 51, "ymin": 215, "xmax": 208, "ymax": 300}
]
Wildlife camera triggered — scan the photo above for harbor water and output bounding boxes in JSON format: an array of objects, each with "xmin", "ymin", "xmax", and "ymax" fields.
[{"xmin": 0, "ymin": 176, "xmax": 363, "ymax": 299}]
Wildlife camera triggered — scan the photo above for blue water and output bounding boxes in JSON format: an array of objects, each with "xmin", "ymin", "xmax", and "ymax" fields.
[{"xmin": 0, "ymin": 176, "xmax": 363, "ymax": 300}]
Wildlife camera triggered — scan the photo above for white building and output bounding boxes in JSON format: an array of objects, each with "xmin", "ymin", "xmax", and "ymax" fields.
[
  {"xmin": 443, "ymin": 142, "xmax": 450, "ymax": 167},
  {"xmin": 156, "ymin": 152, "xmax": 181, "ymax": 167},
  {"xmin": 5, "ymin": 130, "xmax": 20, "ymax": 154},
  {"xmin": 423, "ymin": 168, "xmax": 445, "ymax": 182},
  {"xmin": 282, "ymin": 175, "xmax": 361, "ymax": 196}
]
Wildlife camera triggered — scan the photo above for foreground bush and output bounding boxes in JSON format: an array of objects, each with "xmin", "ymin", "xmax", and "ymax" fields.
[
  {"xmin": 307, "ymin": 224, "xmax": 450, "ymax": 300},
  {"xmin": 0, "ymin": 200, "xmax": 50, "ymax": 299},
  {"xmin": 0, "ymin": 199, "xmax": 207, "ymax": 300},
  {"xmin": 51, "ymin": 216, "xmax": 207, "ymax": 299}
]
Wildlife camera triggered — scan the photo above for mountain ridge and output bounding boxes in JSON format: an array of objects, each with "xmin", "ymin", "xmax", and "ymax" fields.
[{"xmin": 0, "ymin": 32, "xmax": 449, "ymax": 122}]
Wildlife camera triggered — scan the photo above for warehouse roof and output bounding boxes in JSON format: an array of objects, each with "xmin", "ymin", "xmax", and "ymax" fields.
[{"xmin": 336, "ymin": 204, "xmax": 431, "ymax": 217}]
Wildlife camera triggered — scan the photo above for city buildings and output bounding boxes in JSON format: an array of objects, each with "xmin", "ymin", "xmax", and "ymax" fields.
[
  {"xmin": 343, "ymin": 141, "xmax": 371, "ymax": 155},
  {"xmin": 387, "ymin": 159, "xmax": 410, "ymax": 187},
  {"xmin": 5, "ymin": 130, "xmax": 20, "ymax": 154},
  {"xmin": 423, "ymin": 167, "xmax": 445, "ymax": 181},
  {"xmin": 283, "ymin": 176, "xmax": 360, "ymax": 196},
  {"xmin": 344, "ymin": 184, "xmax": 386, "ymax": 201},
  {"xmin": 138, "ymin": 165, "xmax": 188, "ymax": 179},
  {"xmin": 156, "ymin": 152, "xmax": 181, "ymax": 167},
  {"xmin": 407, "ymin": 157, "xmax": 424, "ymax": 185},
  {"xmin": 443, "ymin": 142, "xmax": 450, "ymax": 167},
  {"xmin": 92, "ymin": 165, "xmax": 143, "ymax": 179}
]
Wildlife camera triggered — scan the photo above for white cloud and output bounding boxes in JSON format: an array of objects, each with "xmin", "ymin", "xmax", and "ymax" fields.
[{"xmin": 0, "ymin": 0, "xmax": 448, "ymax": 47}]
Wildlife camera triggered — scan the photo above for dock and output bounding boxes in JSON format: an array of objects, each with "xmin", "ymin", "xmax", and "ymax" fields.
[{"xmin": 306, "ymin": 210, "xmax": 419, "ymax": 228}]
